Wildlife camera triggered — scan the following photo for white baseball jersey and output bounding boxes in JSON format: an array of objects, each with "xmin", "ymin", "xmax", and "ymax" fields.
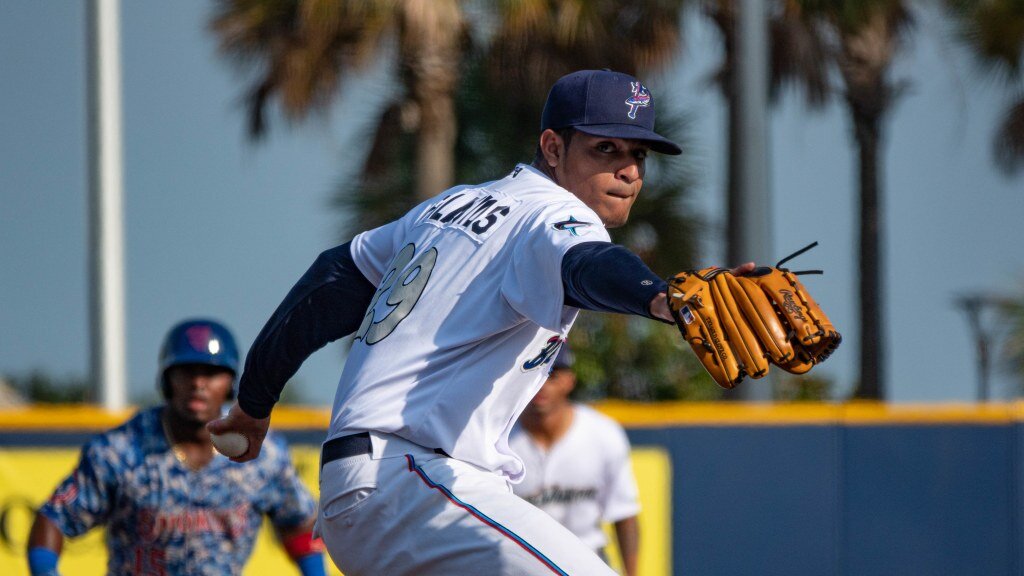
[
  {"xmin": 509, "ymin": 404, "xmax": 641, "ymax": 550},
  {"xmin": 328, "ymin": 163, "xmax": 611, "ymax": 482}
]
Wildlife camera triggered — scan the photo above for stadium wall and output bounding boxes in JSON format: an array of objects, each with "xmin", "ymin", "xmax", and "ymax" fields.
[{"xmin": 0, "ymin": 402, "xmax": 1020, "ymax": 575}]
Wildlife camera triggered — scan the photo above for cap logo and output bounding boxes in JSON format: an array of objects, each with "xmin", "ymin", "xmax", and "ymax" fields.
[
  {"xmin": 185, "ymin": 325, "xmax": 216, "ymax": 353},
  {"xmin": 625, "ymin": 81, "xmax": 651, "ymax": 120}
]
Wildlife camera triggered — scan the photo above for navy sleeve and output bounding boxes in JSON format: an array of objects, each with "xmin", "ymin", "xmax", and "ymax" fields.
[
  {"xmin": 237, "ymin": 242, "xmax": 376, "ymax": 419},
  {"xmin": 561, "ymin": 242, "xmax": 669, "ymax": 321}
]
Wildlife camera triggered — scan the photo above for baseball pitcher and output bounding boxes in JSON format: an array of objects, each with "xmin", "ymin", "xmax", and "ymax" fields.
[{"xmin": 209, "ymin": 69, "xmax": 814, "ymax": 574}]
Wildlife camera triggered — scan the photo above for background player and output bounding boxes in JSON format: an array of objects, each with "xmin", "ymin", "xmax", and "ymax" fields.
[
  {"xmin": 26, "ymin": 318, "xmax": 325, "ymax": 576},
  {"xmin": 510, "ymin": 346, "xmax": 640, "ymax": 575},
  {"xmin": 210, "ymin": 69, "xmax": 747, "ymax": 574}
]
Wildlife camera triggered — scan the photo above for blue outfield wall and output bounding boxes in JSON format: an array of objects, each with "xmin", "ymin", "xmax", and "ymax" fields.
[
  {"xmin": 2, "ymin": 404, "xmax": 1022, "ymax": 575},
  {"xmin": 629, "ymin": 423, "xmax": 1021, "ymax": 576}
]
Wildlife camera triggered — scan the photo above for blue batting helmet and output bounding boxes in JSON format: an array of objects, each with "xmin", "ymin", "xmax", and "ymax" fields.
[{"xmin": 158, "ymin": 318, "xmax": 240, "ymax": 399}]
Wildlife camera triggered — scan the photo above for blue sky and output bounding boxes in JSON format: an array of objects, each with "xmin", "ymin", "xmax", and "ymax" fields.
[{"xmin": 2, "ymin": 2, "xmax": 1022, "ymax": 405}]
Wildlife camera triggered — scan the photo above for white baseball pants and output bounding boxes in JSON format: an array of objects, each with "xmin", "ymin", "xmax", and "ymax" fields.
[{"xmin": 315, "ymin": 434, "xmax": 616, "ymax": 575}]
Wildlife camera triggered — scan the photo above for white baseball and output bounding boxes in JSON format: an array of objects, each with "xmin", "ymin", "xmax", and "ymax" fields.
[{"xmin": 211, "ymin": 431, "xmax": 249, "ymax": 458}]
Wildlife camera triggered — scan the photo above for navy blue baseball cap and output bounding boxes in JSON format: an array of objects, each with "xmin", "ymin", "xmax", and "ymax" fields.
[{"xmin": 541, "ymin": 69, "xmax": 681, "ymax": 155}]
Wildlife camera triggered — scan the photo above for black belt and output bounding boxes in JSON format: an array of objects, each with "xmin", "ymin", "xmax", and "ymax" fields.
[{"xmin": 321, "ymin": 432, "xmax": 449, "ymax": 468}]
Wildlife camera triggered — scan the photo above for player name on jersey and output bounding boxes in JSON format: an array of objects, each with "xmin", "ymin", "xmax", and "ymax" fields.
[{"xmin": 421, "ymin": 191, "xmax": 517, "ymax": 241}]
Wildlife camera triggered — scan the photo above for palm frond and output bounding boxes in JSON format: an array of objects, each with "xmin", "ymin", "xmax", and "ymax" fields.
[
  {"xmin": 801, "ymin": 0, "xmax": 912, "ymax": 35},
  {"xmin": 946, "ymin": 0, "xmax": 1024, "ymax": 82},
  {"xmin": 802, "ymin": 0, "xmax": 914, "ymax": 119},
  {"xmin": 210, "ymin": 0, "xmax": 396, "ymax": 138},
  {"xmin": 486, "ymin": 0, "xmax": 686, "ymax": 103},
  {"xmin": 995, "ymin": 95, "xmax": 1024, "ymax": 173},
  {"xmin": 770, "ymin": 0, "xmax": 832, "ymax": 107},
  {"xmin": 946, "ymin": 0, "xmax": 1024, "ymax": 174},
  {"xmin": 701, "ymin": 0, "xmax": 832, "ymax": 108}
]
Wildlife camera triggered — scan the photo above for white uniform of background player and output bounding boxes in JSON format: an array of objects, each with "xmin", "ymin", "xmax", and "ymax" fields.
[
  {"xmin": 510, "ymin": 347, "xmax": 641, "ymax": 574},
  {"xmin": 210, "ymin": 69, "xmax": 690, "ymax": 576}
]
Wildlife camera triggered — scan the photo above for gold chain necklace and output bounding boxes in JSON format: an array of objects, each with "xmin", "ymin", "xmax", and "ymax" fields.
[{"xmin": 161, "ymin": 410, "xmax": 216, "ymax": 471}]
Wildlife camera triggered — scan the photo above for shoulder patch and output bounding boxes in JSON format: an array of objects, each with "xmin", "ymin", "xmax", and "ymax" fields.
[{"xmin": 552, "ymin": 216, "xmax": 593, "ymax": 237}]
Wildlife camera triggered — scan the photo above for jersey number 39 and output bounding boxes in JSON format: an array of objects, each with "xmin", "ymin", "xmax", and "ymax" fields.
[{"xmin": 355, "ymin": 243, "xmax": 438, "ymax": 345}]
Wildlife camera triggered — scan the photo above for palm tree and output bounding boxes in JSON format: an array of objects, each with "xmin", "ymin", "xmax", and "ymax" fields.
[
  {"xmin": 702, "ymin": 0, "xmax": 831, "ymax": 266},
  {"xmin": 831, "ymin": 1, "xmax": 912, "ymax": 400},
  {"xmin": 945, "ymin": 0, "xmax": 1024, "ymax": 174},
  {"xmin": 210, "ymin": 0, "xmax": 687, "ymax": 201},
  {"xmin": 210, "ymin": 0, "xmax": 466, "ymax": 200},
  {"xmin": 699, "ymin": 1, "xmax": 916, "ymax": 399},
  {"xmin": 780, "ymin": 0, "xmax": 912, "ymax": 400}
]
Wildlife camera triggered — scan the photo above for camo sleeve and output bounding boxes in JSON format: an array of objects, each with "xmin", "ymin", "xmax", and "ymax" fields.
[
  {"xmin": 256, "ymin": 435, "xmax": 316, "ymax": 530},
  {"xmin": 38, "ymin": 438, "xmax": 118, "ymax": 537}
]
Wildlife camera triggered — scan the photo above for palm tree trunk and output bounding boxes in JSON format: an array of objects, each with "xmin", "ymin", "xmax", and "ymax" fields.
[
  {"xmin": 725, "ymin": 72, "xmax": 743, "ymax": 267},
  {"xmin": 850, "ymin": 101, "xmax": 885, "ymax": 399},
  {"xmin": 416, "ymin": 94, "xmax": 457, "ymax": 200},
  {"xmin": 399, "ymin": 0, "xmax": 463, "ymax": 201},
  {"xmin": 715, "ymin": 7, "xmax": 748, "ymax": 402},
  {"xmin": 833, "ymin": 9, "xmax": 904, "ymax": 400},
  {"xmin": 709, "ymin": 3, "xmax": 745, "ymax": 267}
]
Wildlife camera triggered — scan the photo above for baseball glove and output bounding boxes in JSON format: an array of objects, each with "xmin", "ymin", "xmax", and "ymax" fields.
[{"xmin": 667, "ymin": 242, "xmax": 842, "ymax": 388}]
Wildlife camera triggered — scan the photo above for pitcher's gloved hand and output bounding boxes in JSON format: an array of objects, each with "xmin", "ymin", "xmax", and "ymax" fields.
[{"xmin": 666, "ymin": 243, "xmax": 841, "ymax": 388}]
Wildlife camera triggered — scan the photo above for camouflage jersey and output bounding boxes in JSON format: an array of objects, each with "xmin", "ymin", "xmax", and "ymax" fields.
[{"xmin": 39, "ymin": 407, "xmax": 316, "ymax": 575}]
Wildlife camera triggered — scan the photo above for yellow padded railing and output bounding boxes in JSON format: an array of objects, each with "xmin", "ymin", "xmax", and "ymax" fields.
[{"xmin": 1, "ymin": 401, "xmax": 1022, "ymax": 431}]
